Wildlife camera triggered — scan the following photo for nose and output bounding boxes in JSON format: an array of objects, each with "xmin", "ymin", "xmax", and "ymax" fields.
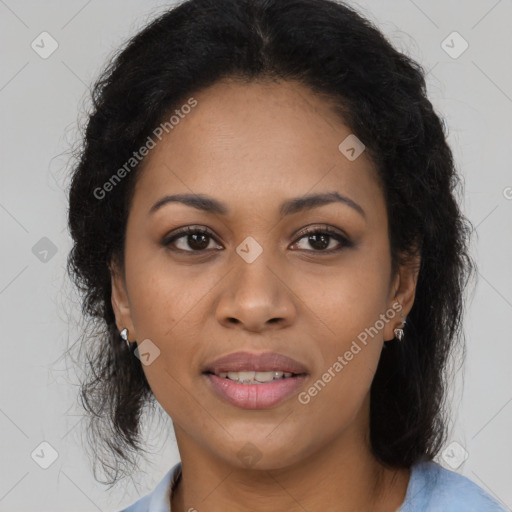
[{"xmin": 215, "ymin": 248, "xmax": 297, "ymax": 333}]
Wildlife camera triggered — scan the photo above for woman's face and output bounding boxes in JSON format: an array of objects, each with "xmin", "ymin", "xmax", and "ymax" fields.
[{"xmin": 111, "ymin": 78, "xmax": 418, "ymax": 470}]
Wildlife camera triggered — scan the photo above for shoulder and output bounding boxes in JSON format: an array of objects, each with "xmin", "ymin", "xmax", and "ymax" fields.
[
  {"xmin": 400, "ymin": 460, "xmax": 508, "ymax": 512},
  {"xmin": 118, "ymin": 462, "xmax": 181, "ymax": 512},
  {"xmin": 120, "ymin": 493, "xmax": 152, "ymax": 512}
]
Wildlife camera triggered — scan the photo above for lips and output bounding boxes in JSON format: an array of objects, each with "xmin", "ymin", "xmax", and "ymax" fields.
[{"xmin": 202, "ymin": 351, "xmax": 308, "ymax": 376}]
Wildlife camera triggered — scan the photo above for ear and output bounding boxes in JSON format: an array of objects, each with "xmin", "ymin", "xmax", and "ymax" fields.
[
  {"xmin": 383, "ymin": 248, "xmax": 421, "ymax": 342},
  {"xmin": 109, "ymin": 259, "xmax": 136, "ymax": 342}
]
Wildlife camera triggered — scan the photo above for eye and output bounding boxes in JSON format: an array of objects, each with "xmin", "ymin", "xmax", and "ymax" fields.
[
  {"xmin": 291, "ymin": 225, "xmax": 352, "ymax": 253},
  {"xmin": 162, "ymin": 226, "xmax": 223, "ymax": 253},
  {"xmin": 162, "ymin": 224, "xmax": 352, "ymax": 255}
]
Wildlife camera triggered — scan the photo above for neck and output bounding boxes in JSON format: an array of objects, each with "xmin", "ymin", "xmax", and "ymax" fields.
[{"xmin": 171, "ymin": 398, "xmax": 410, "ymax": 511}]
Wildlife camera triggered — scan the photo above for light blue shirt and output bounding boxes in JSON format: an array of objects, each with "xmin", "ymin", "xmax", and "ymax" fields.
[{"xmin": 119, "ymin": 459, "xmax": 509, "ymax": 511}]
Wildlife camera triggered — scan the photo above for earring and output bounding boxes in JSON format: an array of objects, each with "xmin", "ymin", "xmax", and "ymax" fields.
[
  {"xmin": 394, "ymin": 311, "xmax": 407, "ymax": 341},
  {"xmin": 120, "ymin": 328, "xmax": 134, "ymax": 348}
]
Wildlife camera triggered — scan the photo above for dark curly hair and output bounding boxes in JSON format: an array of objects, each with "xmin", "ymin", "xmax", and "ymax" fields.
[{"xmin": 65, "ymin": 0, "xmax": 475, "ymax": 487}]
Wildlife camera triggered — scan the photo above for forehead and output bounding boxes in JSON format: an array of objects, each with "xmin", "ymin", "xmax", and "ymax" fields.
[{"xmin": 131, "ymin": 78, "xmax": 384, "ymax": 221}]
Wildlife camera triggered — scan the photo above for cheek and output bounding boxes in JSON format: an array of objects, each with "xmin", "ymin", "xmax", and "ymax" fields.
[
  {"xmin": 121, "ymin": 251, "xmax": 209, "ymax": 388},
  {"xmin": 124, "ymin": 241, "xmax": 219, "ymax": 335},
  {"xmin": 296, "ymin": 254, "xmax": 391, "ymax": 342},
  {"xmin": 293, "ymin": 251, "xmax": 391, "ymax": 401}
]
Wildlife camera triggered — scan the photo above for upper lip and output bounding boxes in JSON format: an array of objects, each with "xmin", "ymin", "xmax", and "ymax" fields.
[{"xmin": 202, "ymin": 351, "xmax": 309, "ymax": 375}]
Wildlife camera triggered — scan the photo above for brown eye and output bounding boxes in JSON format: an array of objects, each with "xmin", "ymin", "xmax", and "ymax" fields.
[
  {"xmin": 163, "ymin": 226, "xmax": 222, "ymax": 253},
  {"xmin": 292, "ymin": 226, "xmax": 352, "ymax": 253}
]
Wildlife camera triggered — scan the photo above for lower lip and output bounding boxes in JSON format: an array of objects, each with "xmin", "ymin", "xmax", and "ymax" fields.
[{"xmin": 204, "ymin": 373, "xmax": 307, "ymax": 409}]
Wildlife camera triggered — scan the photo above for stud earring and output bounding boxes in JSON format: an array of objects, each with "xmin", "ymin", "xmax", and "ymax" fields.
[
  {"xmin": 394, "ymin": 311, "xmax": 407, "ymax": 341},
  {"xmin": 120, "ymin": 328, "xmax": 135, "ymax": 348}
]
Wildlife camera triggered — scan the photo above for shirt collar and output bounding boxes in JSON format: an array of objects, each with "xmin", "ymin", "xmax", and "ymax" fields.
[{"xmin": 148, "ymin": 461, "xmax": 182, "ymax": 511}]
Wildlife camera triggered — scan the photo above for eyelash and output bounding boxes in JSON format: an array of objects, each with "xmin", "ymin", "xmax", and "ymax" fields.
[{"xmin": 162, "ymin": 224, "xmax": 352, "ymax": 255}]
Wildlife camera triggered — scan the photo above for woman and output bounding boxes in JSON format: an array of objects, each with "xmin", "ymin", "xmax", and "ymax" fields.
[{"xmin": 66, "ymin": 0, "xmax": 508, "ymax": 510}]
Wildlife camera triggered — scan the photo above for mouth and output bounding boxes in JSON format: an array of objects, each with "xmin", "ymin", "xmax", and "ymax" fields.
[
  {"xmin": 202, "ymin": 350, "xmax": 309, "ymax": 379},
  {"xmin": 201, "ymin": 351, "xmax": 309, "ymax": 409},
  {"xmin": 203, "ymin": 369, "xmax": 306, "ymax": 384},
  {"xmin": 203, "ymin": 371, "xmax": 308, "ymax": 409}
]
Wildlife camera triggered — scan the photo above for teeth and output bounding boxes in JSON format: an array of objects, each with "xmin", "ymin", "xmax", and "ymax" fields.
[{"xmin": 217, "ymin": 371, "xmax": 294, "ymax": 383}]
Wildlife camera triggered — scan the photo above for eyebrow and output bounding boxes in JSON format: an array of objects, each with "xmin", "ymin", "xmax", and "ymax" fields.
[{"xmin": 148, "ymin": 191, "xmax": 366, "ymax": 219}]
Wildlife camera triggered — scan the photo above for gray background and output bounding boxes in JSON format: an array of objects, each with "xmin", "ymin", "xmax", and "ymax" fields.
[{"xmin": 0, "ymin": 0, "xmax": 511, "ymax": 510}]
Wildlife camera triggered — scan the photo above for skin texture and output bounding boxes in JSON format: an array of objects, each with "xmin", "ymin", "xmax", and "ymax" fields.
[{"xmin": 110, "ymin": 78, "xmax": 420, "ymax": 512}]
